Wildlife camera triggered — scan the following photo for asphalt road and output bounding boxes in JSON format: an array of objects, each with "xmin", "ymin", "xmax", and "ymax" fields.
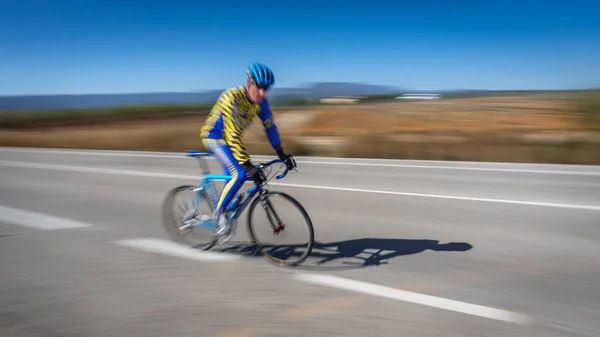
[{"xmin": 1, "ymin": 146, "xmax": 599, "ymax": 337}]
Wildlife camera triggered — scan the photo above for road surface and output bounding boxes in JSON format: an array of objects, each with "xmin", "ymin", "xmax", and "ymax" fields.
[{"xmin": 1, "ymin": 147, "xmax": 599, "ymax": 337}]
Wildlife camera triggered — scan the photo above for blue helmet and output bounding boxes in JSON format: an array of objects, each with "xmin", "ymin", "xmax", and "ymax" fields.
[{"xmin": 246, "ymin": 62, "xmax": 275, "ymax": 88}]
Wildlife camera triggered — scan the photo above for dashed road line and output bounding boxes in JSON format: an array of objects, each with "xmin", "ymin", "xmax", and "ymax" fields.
[
  {"xmin": 112, "ymin": 238, "xmax": 240, "ymax": 262},
  {"xmin": 0, "ymin": 204, "xmax": 94, "ymax": 230},
  {"xmin": 293, "ymin": 273, "xmax": 533, "ymax": 325}
]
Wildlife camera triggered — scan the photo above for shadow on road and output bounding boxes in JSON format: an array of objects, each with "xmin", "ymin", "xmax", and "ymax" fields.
[{"xmin": 215, "ymin": 238, "xmax": 473, "ymax": 269}]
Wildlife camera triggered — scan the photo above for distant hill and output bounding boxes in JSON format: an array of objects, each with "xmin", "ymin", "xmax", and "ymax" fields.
[
  {"xmin": 0, "ymin": 91, "xmax": 223, "ymax": 112},
  {"xmin": 0, "ymin": 82, "xmax": 403, "ymax": 111},
  {"xmin": 279, "ymin": 82, "xmax": 401, "ymax": 98}
]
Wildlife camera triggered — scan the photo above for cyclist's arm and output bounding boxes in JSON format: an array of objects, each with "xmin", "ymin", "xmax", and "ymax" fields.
[
  {"xmin": 218, "ymin": 91, "xmax": 251, "ymax": 163},
  {"xmin": 258, "ymin": 99, "xmax": 282, "ymax": 152}
]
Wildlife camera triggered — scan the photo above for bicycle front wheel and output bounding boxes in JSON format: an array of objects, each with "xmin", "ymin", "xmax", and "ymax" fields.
[{"xmin": 246, "ymin": 191, "xmax": 314, "ymax": 266}]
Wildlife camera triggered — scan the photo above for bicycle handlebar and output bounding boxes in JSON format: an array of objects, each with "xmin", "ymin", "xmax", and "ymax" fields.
[{"xmin": 257, "ymin": 157, "xmax": 297, "ymax": 180}]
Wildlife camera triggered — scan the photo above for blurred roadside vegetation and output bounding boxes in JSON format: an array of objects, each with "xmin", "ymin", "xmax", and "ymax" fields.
[
  {"xmin": 1, "ymin": 90, "xmax": 599, "ymax": 164},
  {"xmin": 568, "ymin": 90, "xmax": 600, "ymax": 131},
  {"xmin": 0, "ymin": 98, "xmax": 322, "ymax": 129}
]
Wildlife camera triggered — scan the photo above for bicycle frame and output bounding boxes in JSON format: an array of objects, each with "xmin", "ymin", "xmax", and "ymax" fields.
[{"xmin": 185, "ymin": 149, "xmax": 287, "ymax": 222}]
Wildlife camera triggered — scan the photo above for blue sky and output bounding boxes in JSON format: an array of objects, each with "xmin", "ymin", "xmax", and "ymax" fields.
[{"xmin": 1, "ymin": 0, "xmax": 599, "ymax": 95}]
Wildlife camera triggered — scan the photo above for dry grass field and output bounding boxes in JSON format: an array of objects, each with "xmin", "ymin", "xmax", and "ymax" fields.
[{"xmin": 2, "ymin": 91, "xmax": 599, "ymax": 164}]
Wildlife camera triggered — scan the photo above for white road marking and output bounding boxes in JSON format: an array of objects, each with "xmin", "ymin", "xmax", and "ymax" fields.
[
  {"xmin": 0, "ymin": 160, "xmax": 197, "ymax": 179},
  {"xmin": 294, "ymin": 273, "xmax": 532, "ymax": 325},
  {"xmin": 112, "ymin": 238, "xmax": 239, "ymax": 262},
  {"xmin": 0, "ymin": 204, "xmax": 94, "ymax": 230},
  {"xmin": 0, "ymin": 147, "xmax": 183, "ymax": 159},
  {"xmin": 274, "ymin": 182, "xmax": 600, "ymax": 211},
  {"xmin": 296, "ymin": 161, "xmax": 600, "ymax": 176},
  {"xmin": 2, "ymin": 160, "xmax": 600, "ymax": 211},
  {"xmin": 2, "ymin": 147, "xmax": 599, "ymax": 176}
]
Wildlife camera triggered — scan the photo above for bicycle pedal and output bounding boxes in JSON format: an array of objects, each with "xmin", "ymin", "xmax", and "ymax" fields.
[{"xmin": 215, "ymin": 224, "xmax": 237, "ymax": 244}]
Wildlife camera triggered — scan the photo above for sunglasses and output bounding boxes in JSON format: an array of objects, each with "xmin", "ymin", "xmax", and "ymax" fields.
[
  {"xmin": 251, "ymin": 80, "xmax": 270, "ymax": 91},
  {"xmin": 247, "ymin": 74, "xmax": 271, "ymax": 91}
]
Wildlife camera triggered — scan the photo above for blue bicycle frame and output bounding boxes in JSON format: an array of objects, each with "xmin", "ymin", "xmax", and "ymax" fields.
[{"xmin": 185, "ymin": 149, "xmax": 288, "ymax": 223}]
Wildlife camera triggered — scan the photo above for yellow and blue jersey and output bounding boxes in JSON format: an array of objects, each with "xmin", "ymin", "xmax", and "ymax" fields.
[{"xmin": 200, "ymin": 86, "xmax": 281, "ymax": 164}]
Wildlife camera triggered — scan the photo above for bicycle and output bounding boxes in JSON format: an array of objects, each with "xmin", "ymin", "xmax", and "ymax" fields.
[{"xmin": 161, "ymin": 149, "xmax": 315, "ymax": 266}]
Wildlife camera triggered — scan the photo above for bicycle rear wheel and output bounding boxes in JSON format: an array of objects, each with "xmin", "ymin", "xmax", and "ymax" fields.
[
  {"xmin": 246, "ymin": 191, "xmax": 314, "ymax": 266},
  {"xmin": 161, "ymin": 185, "xmax": 217, "ymax": 250}
]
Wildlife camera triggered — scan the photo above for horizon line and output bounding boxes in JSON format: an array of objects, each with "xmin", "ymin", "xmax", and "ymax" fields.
[{"xmin": 1, "ymin": 85, "xmax": 598, "ymax": 98}]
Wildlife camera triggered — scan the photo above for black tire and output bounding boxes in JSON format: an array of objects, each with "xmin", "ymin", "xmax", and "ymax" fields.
[
  {"xmin": 246, "ymin": 191, "xmax": 314, "ymax": 266},
  {"xmin": 161, "ymin": 185, "xmax": 217, "ymax": 250}
]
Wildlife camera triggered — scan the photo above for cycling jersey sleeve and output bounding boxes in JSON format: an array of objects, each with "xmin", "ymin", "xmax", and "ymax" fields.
[
  {"xmin": 218, "ymin": 90, "xmax": 251, "ymax": 164},
  {"xmin": 258, "ymin": 99, "xmax": 282, "ymax": 151}
]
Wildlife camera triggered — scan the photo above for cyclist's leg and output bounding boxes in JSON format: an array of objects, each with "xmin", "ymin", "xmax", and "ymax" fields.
[{"xmin": 202, "ymin": 138, "xmax": 246, "ymax": 231}]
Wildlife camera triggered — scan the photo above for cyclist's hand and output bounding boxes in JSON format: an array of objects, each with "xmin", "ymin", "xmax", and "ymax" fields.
[
  {"xmin": 276, "ymin": 149, "xmax": 296, "ymax": 171},
  {"xmin": 243, "ymin": 161, "xmax": 266, "ymax": 185}
]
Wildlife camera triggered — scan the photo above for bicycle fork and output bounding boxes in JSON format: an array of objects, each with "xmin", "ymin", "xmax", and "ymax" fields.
[{"xmin": 259, "ymin": 192, "xmax": 285, "ymax": 234}]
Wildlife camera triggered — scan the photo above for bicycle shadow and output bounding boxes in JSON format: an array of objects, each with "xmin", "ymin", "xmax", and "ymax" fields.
[{"xmin": 215, "ymin": 238, "xmax": 473, "ymax": 270}]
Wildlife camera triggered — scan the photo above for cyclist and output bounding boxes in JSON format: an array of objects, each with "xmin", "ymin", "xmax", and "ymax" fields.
[{"xmin": 200, "ymin": 62, "xmax": 296, "ymax": 242}]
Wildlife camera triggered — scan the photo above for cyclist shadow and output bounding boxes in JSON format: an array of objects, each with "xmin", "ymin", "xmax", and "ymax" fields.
[{"xmin": 216, "ymin": 238, "xmax": 473, "ymax": 270}]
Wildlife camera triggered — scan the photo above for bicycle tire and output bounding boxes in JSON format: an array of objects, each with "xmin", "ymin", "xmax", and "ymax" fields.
[
  {"xmin": 246, "ymin": 191, "xmax": 314, "ymax": 266},
  {"xmin": 161, "ymin": 185, "xmax": 217, "ymax": 250}
]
